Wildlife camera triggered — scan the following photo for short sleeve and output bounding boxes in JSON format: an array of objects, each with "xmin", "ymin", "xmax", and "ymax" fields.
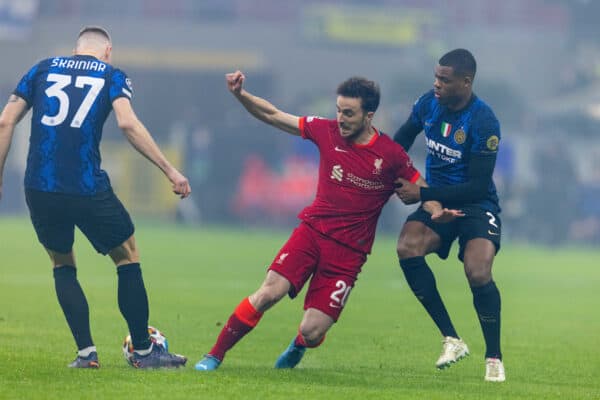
[
  {"xmin": 299, "ymin": 115, "xmax": 329, "ymax": 143},
  {"xmin": 13, "ymin": 64, "xmax": 39, "ymax": 106},
  {"xmin": 470, "ymin": 111, "xmax": 501, "ymax": 155},
  {"xmin": 110, "ymin": 69, "xmax": 133, "ymax": 102},
  {"xmin": 393, "ymin": 144, "xmax": 421, "ymax": 183}
]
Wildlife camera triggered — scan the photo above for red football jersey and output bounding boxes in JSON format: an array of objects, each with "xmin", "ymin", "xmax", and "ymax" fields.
[{"xmin": 297, "ymin": 116, "xmax": 420, "ymax": 254}]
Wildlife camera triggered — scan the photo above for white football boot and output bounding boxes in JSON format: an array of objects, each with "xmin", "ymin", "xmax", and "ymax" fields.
[
  {"xmin": 435, "ymin": 336, "xmax": 469, "ymax": 369},
  {"xmin": 485, "ymin": 357, "xmax": 506, "ymax": 382}
]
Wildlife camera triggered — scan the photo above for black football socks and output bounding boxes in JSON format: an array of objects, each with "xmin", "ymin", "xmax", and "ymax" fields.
[
  {"xmin": 471, "ymin": 280, "xmax": 502, "ymax": 359},
  {"xmin": 117, "ymin": 263, "xmax": 151, "ymax": 350},
  {"xmin": 53, "ymin": 265, "xmax": 94, "ymax": 350},
  {"xmin": 400, "ymin": 257, "xmax": 459, "ymax": 339}
]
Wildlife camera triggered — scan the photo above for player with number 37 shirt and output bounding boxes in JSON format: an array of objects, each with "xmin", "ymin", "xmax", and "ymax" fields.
[
  {"xmin": 194, "ymin": 71, "xmax": 463, "ymax": 372},
  {"xmin": 0, "ymin": 26, "xmax": 190, "ymax": 369},
  {"xmin": 14, "ymin": 52, "xmax": 131, "ymax": 194}
]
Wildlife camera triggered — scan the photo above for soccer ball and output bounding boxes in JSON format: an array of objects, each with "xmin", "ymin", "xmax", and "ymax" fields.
[{"xmin": 122, "ymin": 326, "xmax": 169, "ymax": 366}]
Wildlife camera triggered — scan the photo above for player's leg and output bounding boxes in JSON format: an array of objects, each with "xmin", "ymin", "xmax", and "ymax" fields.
[
  {"xmin": 78, "ymin": 189, "xmax": 184, "ymax": 368},
  {"xmin": 275, "ymin": 235, "xmax": 362, "ymax": 369},
  {"xmin": 195, "ymin": 270, "xmax": 291, "ymax": 370},
  {"xmin": 396, "ymin": 210, "xmax": 468, "ymax": 368},
  {"xmin": 110, "ymin": 235, "xmax": 186, "ymax": 368},
  {"xmin": 462, "ymin": 239, "xmax": 503, "ymax": 381},
  {"xmin": 48, "ymin": 249, "xmax": 99, "ymax": 368},
  {"xmin": 197, "ymin": 223, "xmax": 319, "ymax": 371},
  {"xmin": 75, "ymin": 190, "xmax": 147, "ymax": 349},
  {"xmin": 458, "ymin": 208, "xmax": 504, "ymax": 381},
  {"xmin": 274, "ymin": 308, "xmax": 332, "ymax": 369},
  {"xmin": 25, "ymin": 189, "xmax": 98, "ymax": 368},
  {"xmin": 108, "ymin": 235, "xmax": 150, "ymax": 353}
]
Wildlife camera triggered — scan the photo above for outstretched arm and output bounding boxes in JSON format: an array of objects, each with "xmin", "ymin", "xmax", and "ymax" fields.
[
  {"xmin": 0, "ymin": 95, "xmax": 29, "ymax": 201},
  {"xmin": 226, "ymin": 70, "xmax": 301, "ymax": 136},
  {"xmin": 112, "ymin": 97, "xmax": 191, "ymax": 198}
]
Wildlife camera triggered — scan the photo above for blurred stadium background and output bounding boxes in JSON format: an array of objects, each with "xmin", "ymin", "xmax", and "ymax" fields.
[{"xmin": 1, "ymin": 0, "xmax": 600, "ymax": 246}]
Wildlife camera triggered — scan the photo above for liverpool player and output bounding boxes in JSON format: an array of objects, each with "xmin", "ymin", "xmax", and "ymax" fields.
[{"xmin": 194, "ymin": 71, "xmax": 462, "ymax": 371}]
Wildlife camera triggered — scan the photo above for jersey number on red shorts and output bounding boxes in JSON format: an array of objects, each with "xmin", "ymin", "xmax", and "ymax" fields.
[{"xmin": 329, "ymin": 280, "xmax": 352, "ymax": 309}]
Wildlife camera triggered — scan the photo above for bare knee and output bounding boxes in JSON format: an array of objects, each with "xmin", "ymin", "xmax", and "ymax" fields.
[
  {"xmin": 109, "ymin": 235, "xmax": 139, "ymax": 266},
  {"xmin": 464, "ymin": 258, "xmax": 493, "ymax": 286},
  {"xmin": 299, "ymin": 308, "xmax": 334, "ymax": 347},
  {"xmin": 465, "ymin": 266, "xmax": 492, "ymax": 287},
  {"xmin": 396, "ymin": 238, "xmax": 421, "ymax": 259},
  {"xmin": 463, "ymin": 239, "xmax": 495, "ymax": 286},
  {"xmin": 299, "ymin": 321, "xmax": 327, "ymax": 347},
  {"xmin": 47, "ymin": 249, "xmax": 76, "ymax": 268},
  {"xmin": 396, "ymin": 222, "xmax": 438, "ymax": 260}
]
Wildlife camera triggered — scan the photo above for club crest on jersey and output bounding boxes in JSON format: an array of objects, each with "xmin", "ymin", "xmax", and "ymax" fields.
[
  {"xmin": 372, "ymin": 158, "xmax": 383, "ymax": 175},
  {"xmin": 454, "ymin": 128, "xmax": 466, "ymax": 144},
  {"xmin": 486, "ymin": 135, "xmax": 499, "ymax": 151},
  {"xmin": 441, "ymin": 122, "xmax": 452, "ymax": 137}
]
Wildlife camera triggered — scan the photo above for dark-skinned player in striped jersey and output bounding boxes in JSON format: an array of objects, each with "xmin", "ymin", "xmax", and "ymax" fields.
[{"xmin": 393, "ymin": 49, "xmax": 505, "ymax": 382}]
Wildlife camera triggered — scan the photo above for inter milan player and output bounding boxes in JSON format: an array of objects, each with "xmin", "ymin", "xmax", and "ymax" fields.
[
  {"xmin": 0, "ymin": 26, "xmax": 190, "ymax": 369},
  {"xmin": 393, "ymin": 49, "xmax": 505, "ymax": 382},
  {"xmin": 194, "ymin": 70, "xmax": 462, "ymax": 371}
]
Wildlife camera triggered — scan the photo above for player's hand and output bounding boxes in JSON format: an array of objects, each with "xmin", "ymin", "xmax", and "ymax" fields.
[
  {"xmin": 394, "ymin": 177, "xmax": 421, "ymax": 204},
  {"xmin": 226, "ymin": 70, "xmax": 245, "ymax": 95},
  {"xmin": 167, "ymin": 169, "xmax": 191, "ymax": 199},
  {"xmin": 431, "ymin": 208, "xmax": 465, "ymax": 223}
]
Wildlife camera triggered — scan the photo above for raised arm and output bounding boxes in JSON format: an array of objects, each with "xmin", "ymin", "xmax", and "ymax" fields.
[
  {"xmin": 0, "ymin": 95, "xmax": 29, "ymax": 200},
  {"xmin": 226, "ymin": 70, "xmax": 301, "ymax": 136},
  {"xmin": 112, "ymin": 97, "xmax": 191, "ymax": 198}
]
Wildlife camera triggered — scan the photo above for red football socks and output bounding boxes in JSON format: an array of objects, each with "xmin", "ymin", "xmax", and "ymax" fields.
[{"xmin": 209, "ymin": 298, "xmax": 263, "ymax": 361}]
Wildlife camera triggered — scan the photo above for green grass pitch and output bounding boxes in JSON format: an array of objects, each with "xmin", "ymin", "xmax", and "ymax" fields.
[{"xmin": 1, "ymin": 216, "xmax": 599, "ymax": 399}]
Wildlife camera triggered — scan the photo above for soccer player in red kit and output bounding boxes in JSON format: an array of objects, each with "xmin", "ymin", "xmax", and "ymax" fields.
[{"xmin": 195, "ymin": 71, "xmax": 462, "ymax": 371}]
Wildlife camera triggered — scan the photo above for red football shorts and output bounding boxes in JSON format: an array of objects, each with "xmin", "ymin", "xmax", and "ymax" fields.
[{"xmin": 268, "ymin": 222, "xmax": 367, "ymax": 321}]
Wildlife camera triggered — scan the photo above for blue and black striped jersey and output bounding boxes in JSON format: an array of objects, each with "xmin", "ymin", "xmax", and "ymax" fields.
[
  {"xmin": 14, "ymin": 55, "xmax": 132, "ymax": 195},
  {"xmin": 409, "ymin": 90, "xmax": 500, "ymax": 212}
]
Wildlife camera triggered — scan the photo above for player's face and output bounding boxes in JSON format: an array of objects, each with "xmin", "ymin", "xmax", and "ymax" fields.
[
  {"xmin": 433, "ymin": 65, "xmax": 471, "ymax": 108},
  {"xmin": 336, "ymin": 96, "xmax": 372, "ymax": 141}
]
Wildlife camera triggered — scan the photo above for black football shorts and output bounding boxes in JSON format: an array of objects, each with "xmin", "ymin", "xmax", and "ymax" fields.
[
  {"xmin": 25, "ymin": 188, "xmax": 135, "ymax": 255},
  {"xmin": 405, "ymin": 205, "xmax": 501, "ymax": 261}
]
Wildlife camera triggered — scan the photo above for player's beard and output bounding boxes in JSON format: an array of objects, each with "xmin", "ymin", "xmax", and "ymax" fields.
[
  {"xmin": 438, "ymin": 89, "xmax": 469, "ymax": 110},
  {"xmin": 340, "ymin": 117, "xmax": 368, "ymax": 142},
  {"xmin": 437, "ymin": 93, "xmax": 459, "ymax": 107}
]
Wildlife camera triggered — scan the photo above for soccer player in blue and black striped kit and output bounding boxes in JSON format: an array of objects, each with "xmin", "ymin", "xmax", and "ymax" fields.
[
  {"xmin": 0, "ymin": 26, "xmax": 190, "ymax": 369},
  {"xmin": 393, "ymin": 49, "xmax": 505, "ymax": 382}
]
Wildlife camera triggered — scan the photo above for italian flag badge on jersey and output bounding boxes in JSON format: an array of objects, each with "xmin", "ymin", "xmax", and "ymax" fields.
[{"xmin": 441, "ymin": 122, "xmax": 452, "ymax": 137}]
